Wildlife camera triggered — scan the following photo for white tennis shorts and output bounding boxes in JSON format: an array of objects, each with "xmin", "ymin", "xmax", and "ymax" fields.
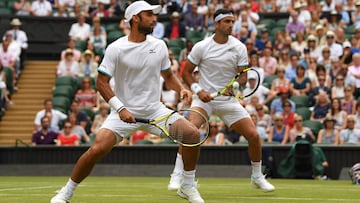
[
  {"xmin": 100, "ymin": 106, "xmax": 182, "ymax": 143},
  {"xmin": 191, "ymin": 96, "xmax": 250, "ymax": 127}
]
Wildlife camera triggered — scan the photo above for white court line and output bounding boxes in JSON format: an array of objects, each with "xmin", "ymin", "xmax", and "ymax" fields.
[{"xmin": 0, "ymin": 186, "xmax": 55, "ymax": 192}]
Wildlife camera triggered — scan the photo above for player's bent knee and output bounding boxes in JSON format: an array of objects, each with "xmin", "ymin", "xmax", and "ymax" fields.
[
  {"xmin": 183, "ymin": 125, "xmax": 200, "ymax": 144},
  {"xmin": 246, "ymin": 131, "xmax": 260, "ymax": 143}
]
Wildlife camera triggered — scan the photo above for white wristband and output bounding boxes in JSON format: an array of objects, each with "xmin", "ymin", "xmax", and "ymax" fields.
[
  {"xmin": 108, "ymin": 96, "xmax": 124, "ymax": 112},
  {"xmin": 191, "ymin": 83, "xmax": 203, "ymax": 94}
]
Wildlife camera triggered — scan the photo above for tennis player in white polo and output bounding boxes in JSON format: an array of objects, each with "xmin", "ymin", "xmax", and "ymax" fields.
[
  {"xmin": 51, "ymin": 1, "xmax": 204, "ymax": 203},
  {"xmin": 167, "ymin": 8, "xmax": 275, "ymax": 193}
]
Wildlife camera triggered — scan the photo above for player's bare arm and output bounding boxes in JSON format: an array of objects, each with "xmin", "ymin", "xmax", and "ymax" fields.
[
  {"xmin": 161, "ymin": 68, "xmax": 192, "ymax": 106},
  {"xmin": 237, "ymin": 66, "xmax": 248, "ymax": 86},
  {"xmin": 182, "ymin": 60, "xmax": 213, "ymax": 103},
  {"xmin": 96, "ymin": 73, "xmax": 135, "ymax": 123}
]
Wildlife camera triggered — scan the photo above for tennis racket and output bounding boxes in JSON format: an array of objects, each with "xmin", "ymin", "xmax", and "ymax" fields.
[
  {"xmin": 210, "ymin": 67, "xmax": 260, "ymax": 99},
  {"xmin": 134, "ymin": 109, "xmax": 209, "ymax": 147}
]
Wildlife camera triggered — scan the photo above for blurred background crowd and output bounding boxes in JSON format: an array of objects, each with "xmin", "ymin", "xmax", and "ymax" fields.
[{"xmin": 0, "ymin": 0, "xmax": 360, "ymax": 147}]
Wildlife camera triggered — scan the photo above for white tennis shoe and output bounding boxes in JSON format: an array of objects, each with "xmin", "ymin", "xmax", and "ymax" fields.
[
  {"xmin": 168, "ymin": 172, "xmax": 182, "ymax": 191},
  {"xmin": 251, "ymin": 175, "xmax": 275, "ymax": 192},
  {"xmin": 50, "ymin": 187, "xmax": 72, "ymax": 203},
  {"xmin": 177, "ymin": 184, "xmax": 204, "ymax": 203}
]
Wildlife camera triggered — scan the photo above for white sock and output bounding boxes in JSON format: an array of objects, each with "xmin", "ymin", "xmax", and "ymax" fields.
[
  {"xmin": 183, "ymin": 170, "xmax": 196, "ymax": 186},
  {"xmin": 251, "ymin": 161, "xmax": 262, "ymax": 177},
  {"xmin": 172, "ymin": 153, "xmax": 184, "ymax": 175},
  {"xmin": 64, "ymin": 178, "xmax": 78, "ymax": 197}
]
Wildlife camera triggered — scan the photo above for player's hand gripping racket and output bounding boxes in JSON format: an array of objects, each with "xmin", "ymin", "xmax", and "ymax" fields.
[
  {"xmin": 210, "ymin": 68, "xmax": 260, "ymax": 99},
  {"xmin": 134, "ymin": 109, "xmax": 209, "ymax": 147}
]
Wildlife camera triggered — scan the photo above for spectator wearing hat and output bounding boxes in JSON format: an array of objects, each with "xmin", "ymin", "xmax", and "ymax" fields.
[
  {"xmin": 57, "ymin": 48, "xmax": 79, "ymax": 78},
  {"xmin": 13, "ymin": 0, "xmax": 32, "ymax": 16},
  {"xmin": 5, "ymin": 19, "xmax": 28, "ymax": 70},
  {"xmin": 164, "ymin": 11, "xmax": 186, "ymax": 39},
  {"xmin": 328, "ymin": 10, "xmax": 342, "ymax": 30},
  {"xmin": 339, "ymin": 115, "xmax": 360, "ymax": 144},
  {"xmin": 61, "ymin": 39, "xmax": 82, "ymax": 61},
  {"xmin": 286, "ymin": 11, "xmax": 305, "ymax": 39},
  {"xmin": 306, "ymin": 34, "xmax": 318, "ymax": 57},
  {"xmin": 31, "ymin": 0, "xmax": 53, "ymax": 16},
  {"xmin": 78, "ymin": 49, "xmax": 98, "ymax": 78},
  {"xmin": 291, "ymin": 1, "xmax": 311, "ymax": 26},
  {"xmin": 320, "ymin": 30, "xmax": 343, "ymax": 58},
  {"xmin": 242, "ymin": 72, "xmax": 276, "ymax": 105},
  {"xmin": 317, "ymin": 116, "xmax": 339, "ymax": 144},
  {"xmin": 68, "ymin": 12, "xmax": 91, "ymax": 41},
  {"xmin": 340, "ymin": 41, "xmax": 353, "ymax": 66},
  {"xmin": 314, "ymin": 24, "xmax": 327, "ymax": 47},
  {"xmin": 270, "ymin": 86, "xmax": 296, "ymax": 116}
]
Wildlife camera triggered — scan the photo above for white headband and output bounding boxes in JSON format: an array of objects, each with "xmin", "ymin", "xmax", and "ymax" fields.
[{"xmin": 214, "ymin": 13, "xmax": 234, "ymax": 22}]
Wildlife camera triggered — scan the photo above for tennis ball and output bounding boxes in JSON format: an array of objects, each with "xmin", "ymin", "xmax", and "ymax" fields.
[{"xmin": 232, "ymin": 81, "xmax": 240, "ymax": 89}]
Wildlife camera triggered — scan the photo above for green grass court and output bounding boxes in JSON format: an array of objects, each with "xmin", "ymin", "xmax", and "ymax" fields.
[{"xmin": 0, "ymin": 177, "xmax": 358, "ymax": 203}]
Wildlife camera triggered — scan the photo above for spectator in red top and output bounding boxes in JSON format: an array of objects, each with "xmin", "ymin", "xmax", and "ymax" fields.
[
  {"xmin": 165, "ymin": 11, "xmax": 186, "ymax": 39},
  {"xmin": 56, "ymin": 121, "xmax": 80, "ymax": 146}
]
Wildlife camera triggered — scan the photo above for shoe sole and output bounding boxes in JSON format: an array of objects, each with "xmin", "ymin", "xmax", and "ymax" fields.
[
  {"xmin": 168, "ymin": 185, "xmax": 180, "ymax": 191},
  {"xmin": 177, "ymin": 189, "xmax": 187, "ymax": 199}
]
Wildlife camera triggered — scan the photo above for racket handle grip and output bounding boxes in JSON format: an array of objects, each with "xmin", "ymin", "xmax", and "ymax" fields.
[
  {"xmin": 210, "ymin": 92, "xmax": 218, "ymax": 98},
  {"xmin": 135, "ymin": 118, "xmax": 150, "ymax": 123}
]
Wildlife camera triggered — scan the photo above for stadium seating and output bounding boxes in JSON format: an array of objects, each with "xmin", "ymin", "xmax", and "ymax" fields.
[
  {"xmin": 134, "ymin": 139, "xmax": 154, "ymax": 145},
  {"xmin": 166, "ymin": 38, "xmax": 185, "ymax": 49},
  {"xmin": 258, "ymin": 19, "xmax": 276, "ymax": 30},
  {"xmin": 302, "ymin": 120, "xmax": 323, "ymax": 137},
  {"xmin": 74, "ymin": 40, "xmax": 87, "ymax": 52},
  {"xmin": 290, "ymin": 95, "xmax": 310, "ymax": 108},
  {"xmin": 169, "ymin": 46, "xmax": 182, "ymax": 61},
  {"xmin": 185, "ymin": 30, "xmax": 204, "ymax": 40},
  {"xmin": 105, "ymin": 23, "xmax": 120, "ymax": 33},
  {"xmin": 295, "ymin": 107, "xmax": 311, "ymax": 121},
  {"xmin": 263, "ymin": 75, "xmax": 278, "ymax": 89},
  {"xmin": 3, "ymin": 67, "xmax": 13, "ymax": 95},
  {"xmin": 107, "ymin": 30, "xmax": 125, "ymax": 44},
  {"xmin": 52, "ymin": 85, "xmax": 75, "ymax": 100},
  {"xmin": 52, "ymin": 96, "xmax": 71, "ymax": 113}
]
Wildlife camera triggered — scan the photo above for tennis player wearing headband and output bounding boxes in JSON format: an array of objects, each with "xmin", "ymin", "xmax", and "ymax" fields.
[
  {"xmin": 168, "ymin": 8, "xmax": 275, "ymax": 193},
  {"xmin": 51, "ymin": 1, "xmax": 204, "ymax": 203}
]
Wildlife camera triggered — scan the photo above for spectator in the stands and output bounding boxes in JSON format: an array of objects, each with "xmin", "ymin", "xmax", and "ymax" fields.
[
  {"xmin": 310, "ymin": 91, "xmax": 331, "ymax": 122},
  {"xmin": 268, "ymin": 113, "xmax": 289, "ymax": 144},
  {"xmin": 286, "ymin": 114, "xmax": 314, "ymax": 143},
  {"xmin": 89, "ymin": 24, "xmax": 107, "ymax": 58},
  {"xmin": 5, "ymin": 18, "xmax": 28, "ymax": 70},
  {"xmin": 184, "ymin": 2, "xmax": 204, "ymax": 31},
  {"xmin": 275, "ymin": 0, "xmax": 291, "ymax": 13},
  {"xmin": 270, "ymin": 86, "xmax": 296, "ymax": 116},
  {"xmin": 289, "ymin": 64, "xmax": 311, "ymax": 96},
  {"xmin": 259, "ymin": 47, "xmax": 278, "ymax": 77},
  {"xmin": 197, "ymin": 0, "xmax": 208, "ymax": 15},
  {"xmin": 320, "ymin": 31, "xmax": 343, "ymax": 58},
  {"xmin": 68, "ymin": 12, "xmax": 91, "ymax": 41},
  {"xmin": 255, "ymin": 103, "xmax": 272, "ymax": 134},
  {"xmin": 204, "ymin": 3, "xmax": 216, "ymax": 31},
  {"xmin": 248, "ymin": 53, "xmax": 264, "ymax": 84},
  {"xmin": 255, "ymin": 28, "xmax": 270, "ymax": 51},
  {"xmin": 56, "ymin": 121, "xmax": 80, "ymax": 146},
  {"xmin": 78, "ymin": 49, "xmax": 98, "ymax": 78},
  {"xmin": 308, "ymin": 75, "xmax": 331, "ymax": 106},
  {"xmin": 3, "ymin": 32, "xmax": 21, "ymax": 78},
  {"xmin": 285, "ymin": 53, "xmax": 299, "ymax": 81},
  {"xmin": 271, "ymin": 65, "xmax": 290, "ymax": 92},
  {"xmin": 61, "ymin": 39, "xmax": 82, "ymax": 62},
  {"xmin": 286, "ymin": 11, "xmax": 305, "ymax": 39},
  {"xmin": 74, "ymin": 76, "xmax": 99, "ymax": 111},
  {"xmin": 179, "ymin": 39, "xmax": 193, "ymax": 63},
  {"xmin": 0, "ymin": 39, "xmax": 17, "ymax": 89},
  {"xmin": 164, "ymin": 11, "xmax": 186, "ymax": 39},
  {"xmin": 317, "ymin": 116, "xmax": 339, "ymax": 145},
  {"xmin": 90, "ymin": 102, "xmax": 110, "ymax": 139},
  {"xmin": 92, "ymin": 0, "xmax": 110, "ymax": 17},
  {"xmin": 57, "ymin": 0, "xmax": 76, "ymax": 14},
  {"xmin": 281, "ymin": 100, "xmax": 295, "ymax": 129},
  {"xmin": 292, "ymin": 1, "xmax": 311, "ymax": 26},
  {"xmin": 233, "ymin": 10, "xmax": 257, "ymax": 41},
  {"xmin": 68, "ymin": 99, "xmax": 89, "ymax": 133},
  {"xmin": 13, "ymin": 0, "xmax": 32, "ymax": 16},
  {"xmin": 68, "ymin": 112, "xmax": 90, "ymax": 144},
  {"xmin": 291, "ymin": 32, "xmax": 307, "ymax": 56},
  {"xmin": 31, "ymin": 0, "xmax": 53, "ymax": 16},
  {"xmin": 53, "ymin": 4, "xmax": 69, "ymax": 17},
  {"xmin": 339, "ymin": 115, "xmax": 360, "ymax": 144},
  {"xmin": 151, "ymin": 15, "xmax": 165, "ymax": 39},
  {"xmin": 107, "ymin": 0, "xmax": 122, "ymax": 17},
  {"xmin": 119, "ymin": 17, "xmax": 131, "ymax": 36},
  {"xmin": 90, "ymin": 16, "xmax": 106, "ymax": 37},
  {"xmin": 32, "ymin": 116, "xmax": 59, "ymax": 146},
  {"xmin": 57, "ymin": 48, "xmax": 79, "ymax": 78},
  {"xmin": 259, "ymin": 0, "xmax": 276, "ymax": 13},
  {"xmin": 34, "ymin": 98, "xmax": 67, "ymax": 133}
]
